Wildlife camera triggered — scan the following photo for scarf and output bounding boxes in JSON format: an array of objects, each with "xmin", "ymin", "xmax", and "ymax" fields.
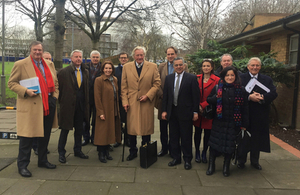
[
  {"xmin": 90, "ymin": 62, "xmax": 101, "ymax": 81},
  {"xmin": 30, "ymin": 55, "xmax": 55, "ymax": 116},
  {"xmin": 216, "ymin": 80, "xmax": 243, "ymax": 126},
  {"xmin": 109, "ymin": 76, "xmax": 117, "ymax": 100}
]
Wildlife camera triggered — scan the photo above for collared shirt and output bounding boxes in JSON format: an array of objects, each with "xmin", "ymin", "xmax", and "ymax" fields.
[
  {"xmin": 75, "ymin": 65, "xmax": 83, "ymax": 82},
  {"xmin": 249, "ymin": 72, "xmax": 258, "ymax": 79},
  {"xmin": 33, "ymin": 59, "xmax": 45, "ymax": 76},
  {"xmin": 174, "ymin": 71, "xmax": 185, "ymax": 92},
  {"xmin": 135, "ymin": 61, "xmax": 144, "ymax": 68},
  {"xmin": 168, "ymin": 61, "xmax": 174, "ymax": 75}
]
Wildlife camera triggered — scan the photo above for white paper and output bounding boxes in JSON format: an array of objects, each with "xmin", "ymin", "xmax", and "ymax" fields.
[
  {"xmin": 20, "ymin": 77, "xmax": 41, "ymax": 94},
  {"xmin": 245, "ymin": 79, "xmax": 270, "ymax": 93}
]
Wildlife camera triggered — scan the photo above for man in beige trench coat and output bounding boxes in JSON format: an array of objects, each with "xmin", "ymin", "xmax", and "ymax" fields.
[
  {"xmin": 8, "ymin": 41, "xmax": 59, "ymax": 177},
  {"xmin": 121, "ymin": 46, "xmax": 161, "ymax": 161}
]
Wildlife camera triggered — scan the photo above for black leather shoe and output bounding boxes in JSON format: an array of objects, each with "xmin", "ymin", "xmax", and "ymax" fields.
[
  {"xmin": 184, "ymin": 161, "xmax": 192, "ymax": 170},
  {"xmin": 33, "ymin": 148, "xmax": 38, "ymax": 155},
  {"xmin": 126, "ymin": 153, "xmax": 137, "ymax": 161},
  {"xmin": 99, "ymin": 152, "xmax": 107, "ymax": 163},
  {"xmin": 157, "ymin": 150, "xmax": 168, "ymax": 157},
  {"xmin": 82, "ymin": 140, "xmax": 89, "ymax": 146},
  {"xmin": 74, "ymin": 151, "xmax": 89, "ymax": 159},
  {"xmin": 113, "ymin": 142, "xmax": 121, "ymax": 148},
  {"xmin": 251, "ymin": 163, "xmax": 262, "ymax": 170},
  {"xmin": 237, "ymin": 163, "xmax": 245, "ymax": 169},
  {"xmin": 59, "ymin": 155, "xmax": 66, "ymax": 163},
  {"xmin": 19, "ymin": 168, "xmax": 32, "ymax": 177},
  {"xmin": 168, "ymin": 159, "xmax": 181, "ymax": 166},
  {"xmin": 195, "ymin": 150, "xmax": 201, "ymax": 163},
  {"xmin": 38, "ymin": 162, "xmax": 56, "ymax": 169}
]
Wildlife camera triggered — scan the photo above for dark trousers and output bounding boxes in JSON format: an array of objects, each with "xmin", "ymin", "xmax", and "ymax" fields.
[
  {"xmin": 83, "ymin": 104, "xmax": 96, "ymax": 142},
  {"xmin": 128, "ymin": 134, "xmax": 150, "ymax": 155},
  {"xmin": 238, "ymin": 149, "xmax": 260, "ymax": 164},
  {"xmin": 58, "ymin": 105, "xmax": 84, "ymax": 156},
  {"xmin": 159, "ymin": 119, "xmax": 170, "ymax": 152},
  {"xmin": 194, "ymin": 127, "xmax": 211, "ymax": 152},
  {"xmin": 17, "ymin": 96, "xmax": 56, "ymax": 170},
  {"xmin": 169, "ymin": 105, "xmax": 193, "ymax": 162}
]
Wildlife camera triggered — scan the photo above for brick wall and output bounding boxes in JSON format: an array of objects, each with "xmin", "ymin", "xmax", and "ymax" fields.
[
  {"xmin": 273, "ymin": 82, "xmax": 294, "ymax": 126},
  {"xmin": 270, "ymin": 33, "xmax": 289, "ymax": 64}
]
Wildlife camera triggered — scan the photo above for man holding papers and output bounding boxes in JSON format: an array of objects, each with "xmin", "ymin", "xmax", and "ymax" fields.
[
  {"xmin": 8, "ymin": 41, "xmax": 59, "ymax": 177},
  {"xmin": 238, "ymin": 57, "xmax": 277, "ymax": 170}
]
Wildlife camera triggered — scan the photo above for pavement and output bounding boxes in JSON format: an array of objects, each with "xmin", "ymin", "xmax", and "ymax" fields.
[{"xmin": 1, "ymin": 109, "xmax": 300, "ymax": 195}]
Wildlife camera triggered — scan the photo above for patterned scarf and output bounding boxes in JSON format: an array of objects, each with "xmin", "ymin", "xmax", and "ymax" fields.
[{"xmin": 216, "ymin": 80, "xmax": 243, "ymax": 126}]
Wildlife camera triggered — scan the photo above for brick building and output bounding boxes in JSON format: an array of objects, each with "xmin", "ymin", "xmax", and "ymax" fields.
[{"xmin": 220, "ymin": 13, "xmax": 300, "ymax": 129}]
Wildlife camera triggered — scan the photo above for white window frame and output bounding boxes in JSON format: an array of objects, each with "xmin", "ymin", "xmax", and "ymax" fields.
[{"xmin": 289, "ymin": 34, "xmax": 299, "ymax": 66}]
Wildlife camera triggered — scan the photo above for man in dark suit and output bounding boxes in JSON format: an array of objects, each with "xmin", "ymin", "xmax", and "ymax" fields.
[
  {"xmin": 82, "ymin": 50, "xmax": 102, "ymax": 146},
  {"xmin": 57, "ymin": 50, "xmax": 90, "ymax": 163},
  {"xmin": 156, "ymin": 46, "xmax": 188, "ymax": 157},
  {"xmin": 238, "ymin": 57, "xmax": 277, "ymax": 170},
  {"xmin": 114, "ymin": 52, "xmax": 130, "ymax": 147},
  {"xmin": 162, "ymin": 57, "xmax": 200, "ymax": 170}
]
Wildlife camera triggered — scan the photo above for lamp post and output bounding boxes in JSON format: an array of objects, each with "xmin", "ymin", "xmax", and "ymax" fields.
[{"xmin": 1, "ymin": 0, "xmax": 6, "ymax": 104}]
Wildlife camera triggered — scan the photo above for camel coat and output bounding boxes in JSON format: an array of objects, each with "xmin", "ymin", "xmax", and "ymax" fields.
[
  {"xmin": 8, "ymin": 56, "xmax": 59, "ymax": 137},
  {"xmin": 155, "ymin": 62, "xmax": 188, "ymax": 120},
  {"xmin": 121, "ymin": 61, "xmax": 161, "ymax": 136},
  {"xmin": 94, "ymin": 75, "xmax": 121, "ymax": 145}
]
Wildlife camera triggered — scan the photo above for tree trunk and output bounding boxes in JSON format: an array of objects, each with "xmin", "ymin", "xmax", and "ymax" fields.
[
  {"xmin": 54, "ymin": 0, "xmax": 66, "ymax": 69},
  {"xmin": 92, "ymin": 41, "xmax": 99, "ymax": 50}
]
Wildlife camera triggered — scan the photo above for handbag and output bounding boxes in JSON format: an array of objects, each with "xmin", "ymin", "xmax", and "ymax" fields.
[
  {"xmin": 201, "ymin": 78, "xmax": 218, "ymax": 119},
  {"xmin": 140, "ymin": 140, "xmax": 157, "ymax": 169},
  {"xmin": 233, "ymin": 130, "xmax": 251, "ymax": 164}
]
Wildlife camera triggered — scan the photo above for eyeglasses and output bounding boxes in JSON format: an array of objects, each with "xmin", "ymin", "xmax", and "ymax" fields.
[
  {"xmin": 203, "ymin": 58, "xmax": 212, "ymax": 61},
  {"xmin": 119, "ymin": 57, "xmax": 128, "ymax": 59},
  {"xmin": 174, "ymin": 64, "xmax": 183, "ymax": 67}
]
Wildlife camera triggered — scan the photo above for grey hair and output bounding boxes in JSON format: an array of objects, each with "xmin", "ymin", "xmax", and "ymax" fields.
[
  {"xmin": 131, "ymin": 46, "xmax": 147, "ymax": 57},
  {"xmin": 70, "ymin": 50, "xmax": 83, "ymax": 57},
  {"xmin": 90, "ymin": 50, "xmax": 101, "ymax": 57},
  {"xmin": 173, "ymin": 57, "xmax": 185, "ymax": 64},
  {"xmin": 29, "ymin": 41, "xmax": 43, "ymax": 50},
  {"xmin": 220, "ymin": 53, "xmax": 233, "ymax": 62},
  {"xmin": 43, "ymin": 51, "xmax": 51, "ymax": 55},
  {"xmin": 247, "ymin": 57, "xmax": 261, "ymax": 66}
]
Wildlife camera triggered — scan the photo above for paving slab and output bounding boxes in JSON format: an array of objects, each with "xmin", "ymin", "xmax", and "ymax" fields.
[
  {"xmin": 264, "ymin": 160, "xmax": 300, "ymax": 173},
  {"xmin": 135, "ymin": 168, "xmax": 201, "ymax": 185},
  {"xmin": 198, "ymin": 169, "xmax": 273, "ymax": 188},
  {"xmin": 254, "ymin": 188, "xmax": 300, "ymax": 195},
  {"xmin": 182, "ymin": 186, "xmax": 257, "ymax": 195},
  {"xmin": 0, "ymin": 144, "xmax": 19, "ymax": 158},
  {"xmin": 68, "ymin": 166, "xmax": 135, "ymax": 182},
  {"xmin": 0, "ymin": 162, "xmax": 76, "ymax": 181},
  {"xmin": 33, "ymin": 181, "xmax": 111, "ymax": 195},
  {"xmin": 2, "ymin": 179, "xmax": 45, "ymax": 195},
  {"xmin": 262, "ymin": 171, "xmax": 300, "ymax": 189},
  {"xmin": 0, "ymin": 178, "xmax": 18, "ymax": 194},
  {"xmin": 0, "ymin": 158, "xmax": 16, "ymax": 171},
  {"xmin": 109, "ymin": 183, "xmax": 182, "ymax": 195}
]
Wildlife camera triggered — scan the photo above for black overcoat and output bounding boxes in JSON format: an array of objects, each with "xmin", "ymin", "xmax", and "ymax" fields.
[
  {"xmin": 240, "ymin": 72, "xmax": 277, "ymax": 152},
  {"xmin": 58, "ymin": 63, "xmax": 89, "ymax": 130},
  {"xmin": 207, "ymin": 84, "xmax": 249, "ymax": 154}
]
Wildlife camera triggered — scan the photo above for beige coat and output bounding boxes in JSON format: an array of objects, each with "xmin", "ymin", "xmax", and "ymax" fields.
[
  {"xmin": 121, "ymin": 61, "xmax": 161, "ymax": 135},
  {"xmin": 155, "ymin": 62, "xmax": 188, "ymax": 120},
  {"xmin": 94, "ymin": 75, "xmax": 121, "ymax": 145},
  {"xmin": 8, "ymin": 57, "xmax": 59, "ymax": 137}
]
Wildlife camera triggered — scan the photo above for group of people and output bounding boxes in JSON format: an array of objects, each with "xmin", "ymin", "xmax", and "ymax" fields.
[{"xmin": 8, "ymin": 41, "xmax": 277, "ymax": 178}]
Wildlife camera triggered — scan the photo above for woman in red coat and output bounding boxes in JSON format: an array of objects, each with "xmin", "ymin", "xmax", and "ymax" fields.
[{"xmin": 193, "ymin": 59, "xmax": 220, "ymax": 163}]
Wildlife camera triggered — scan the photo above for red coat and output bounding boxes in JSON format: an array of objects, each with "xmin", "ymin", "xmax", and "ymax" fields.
[{"xmin": 193, "ymin": 74, "xmax": 220, "ymax": 129}]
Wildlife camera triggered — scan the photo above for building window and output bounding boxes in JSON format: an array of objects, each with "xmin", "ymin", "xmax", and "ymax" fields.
[{"xmin": 289, "ymin": 34, "xmax": 299, "ymax": 65}]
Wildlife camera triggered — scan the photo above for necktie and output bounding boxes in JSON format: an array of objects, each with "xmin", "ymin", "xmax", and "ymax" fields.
[
  {"xmin": 173, "ymin": 74, "xmax": 180, "ymax": 106},
  {"xmin": 37, "ymin": 62, "xmax": 45, "ymax": 80},
  {"xmin": 77, "ymin": 68, "xmax": 81, "ymax": 88}
]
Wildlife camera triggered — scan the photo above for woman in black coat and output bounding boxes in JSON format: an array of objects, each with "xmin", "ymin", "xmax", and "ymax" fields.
[{"xmin": 206, "ymin": 66, "xmax": 249, "ymax": 177}]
